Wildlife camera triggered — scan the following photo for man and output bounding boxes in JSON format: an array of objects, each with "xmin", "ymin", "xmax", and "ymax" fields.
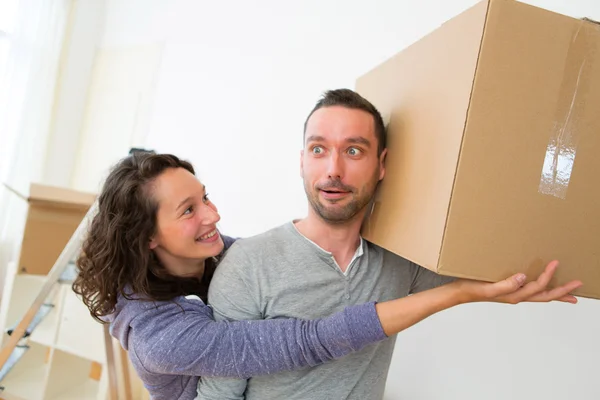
[{"xmin": 196, "ymin": 89, "xmax": 581, "ymax": 399}]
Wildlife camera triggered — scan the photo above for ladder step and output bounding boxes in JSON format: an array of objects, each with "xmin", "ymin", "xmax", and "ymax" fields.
[
  {"xmin": 6, "ymin": 304, "xmax": 54, "ymax": 338},
  {"xmin": 0, "ymin": 345, "xmax": 29, "ymax": 384}
]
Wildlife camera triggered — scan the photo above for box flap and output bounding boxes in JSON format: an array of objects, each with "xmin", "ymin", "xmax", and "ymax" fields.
[
  {"xmin": 581, "ymin": 17, "xmax": 600, "ymax": 26},
  {"xmin": 3, "ymin": 182, "xmax": 96, "ymax": 208}
]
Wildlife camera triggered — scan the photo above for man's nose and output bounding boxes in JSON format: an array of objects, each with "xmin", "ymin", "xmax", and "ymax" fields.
[{"xmin": 326, "ymin": 152, "xmax": 344, "ymax": 179}]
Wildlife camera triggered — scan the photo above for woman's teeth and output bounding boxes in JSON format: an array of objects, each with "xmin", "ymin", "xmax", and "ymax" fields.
[{"xmin": 199, "ymin": 230, "xmax": 217, "ymax": 240}]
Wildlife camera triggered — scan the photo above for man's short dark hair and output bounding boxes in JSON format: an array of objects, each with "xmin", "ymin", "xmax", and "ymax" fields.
[{"xmin": 303, "ymin": 89, "xmax": 387, "ymax": 155}]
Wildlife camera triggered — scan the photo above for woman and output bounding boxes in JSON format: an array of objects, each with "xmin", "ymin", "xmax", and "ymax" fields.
[{"xmin": 72, "ymin": 152, "xmax": 570, "ymax": 400}]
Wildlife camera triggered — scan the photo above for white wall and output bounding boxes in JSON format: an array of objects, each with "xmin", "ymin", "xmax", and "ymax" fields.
[
  {"xmin": 42, "ymin": 0, "xmax": 107, "ymax": 189},
  {"xmin": 67, "ymin": 1, "xmax": 600, "ymax": 399},
  {"xmin": 0, "ymin": 0, "xmax": 80, "ymax": 294}
]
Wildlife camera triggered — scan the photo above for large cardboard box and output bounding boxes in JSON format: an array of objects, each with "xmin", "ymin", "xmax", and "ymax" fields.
[
  {"xmin": 356, "ymin": 0, "xmax": 600, "ymax": 299},
  {"xmin": 5, "ymin": 183, "xmax": 96, "ymax": 275}
]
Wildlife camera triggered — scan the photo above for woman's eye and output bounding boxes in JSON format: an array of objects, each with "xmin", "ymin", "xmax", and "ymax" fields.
[
  {"xmin": 347, "ymin": 147, "xmax": 362, "ymax": 156},
  {"xmin": 202, "ymin": 193, "xmax": 210, "ymax": 203}
]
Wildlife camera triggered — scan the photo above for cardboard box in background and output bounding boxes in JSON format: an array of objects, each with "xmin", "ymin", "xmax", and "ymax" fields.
[
  {"xmin": 356, "ymin": 0, "xmax": 600, "ymax": 299},
  {"xmin": 4, "ymin": 183, "xmax": 96, "ymax": 275}
]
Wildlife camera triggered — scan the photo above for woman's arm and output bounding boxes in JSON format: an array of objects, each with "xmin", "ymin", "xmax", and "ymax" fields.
[
  {"xmin": 128, "ymin": 298, "xmax": 385, "ymax": 378},
  {"xmin": 129, "ymin": 260, "xmax": 579, "ymax": 379}
]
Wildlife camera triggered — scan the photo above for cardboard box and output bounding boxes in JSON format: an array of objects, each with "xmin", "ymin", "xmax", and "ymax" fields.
[
  {"xmin": 356, "ymin": 0, "xmax": 600, "ymax": 299},
  {"xmin": 4, "ymin": 183, "xmax": 96, "ymax": 275}
]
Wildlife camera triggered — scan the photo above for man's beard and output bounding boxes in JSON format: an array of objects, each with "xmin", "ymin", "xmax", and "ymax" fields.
[{"xmin": 304, "ymin": 169, "xmax": 380, "ymax": 225}]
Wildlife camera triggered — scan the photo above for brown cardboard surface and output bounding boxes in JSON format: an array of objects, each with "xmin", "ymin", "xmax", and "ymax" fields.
[
  {"xmin": 28, "ymin": 183, "xmax": 96, "ymax": 210},
  {"xmin": 357, "ymin": 0, "xmax": 600, "ymax": 299},
  {"xmin": 358, "ymin": 0, "xmax": 489, "ymax": 270},
  {"xmin": 4, "ymin": 183, "xmax": 96, "ymax": 275}
]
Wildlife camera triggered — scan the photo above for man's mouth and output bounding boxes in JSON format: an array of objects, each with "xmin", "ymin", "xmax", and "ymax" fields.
[{"xmin": 319, "ymin": 188, "xmax": 350, "ymax": 199}]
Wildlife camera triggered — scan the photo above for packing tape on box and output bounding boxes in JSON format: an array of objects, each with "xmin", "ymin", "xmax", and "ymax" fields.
[{"xmin": 538, "ymin": 19, "xmax": 599, "ymax": 199}]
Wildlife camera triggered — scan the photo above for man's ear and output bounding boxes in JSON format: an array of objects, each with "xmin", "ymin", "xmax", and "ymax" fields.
[
  {"xmin": 378, "ymin": 148, "xmax": 387, "ymax": 181},
  {"xmin": 300, "ymin": 149, "xmax": 304, "ymax": 178}
]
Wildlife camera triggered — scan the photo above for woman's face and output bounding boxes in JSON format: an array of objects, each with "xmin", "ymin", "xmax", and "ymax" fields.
[{"xmin": 149, "ymin": 167, "xmax": 224, "ymax": 275}]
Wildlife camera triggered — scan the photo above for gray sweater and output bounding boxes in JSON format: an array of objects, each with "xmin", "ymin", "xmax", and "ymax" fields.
[
  {"xmin": 106, "ymin": 235, "xmax": 389, "ymax": 400},
  {"xmin": 197, "ymin": 222, "xmax": 454, "ymax": 400}
]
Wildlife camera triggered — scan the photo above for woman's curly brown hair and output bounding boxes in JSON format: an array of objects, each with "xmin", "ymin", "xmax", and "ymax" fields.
[{"xmin": 72, "ymin": 152, "xmax": 221, "ymax": 323}]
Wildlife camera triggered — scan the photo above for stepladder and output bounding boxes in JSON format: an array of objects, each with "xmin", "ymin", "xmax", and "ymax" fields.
[{"xmin": 0, "ymin": 200, "xmax": 144, "ymax": 399}]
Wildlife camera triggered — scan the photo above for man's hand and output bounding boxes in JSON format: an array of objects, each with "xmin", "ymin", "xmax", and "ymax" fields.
[{"xmin": 453, "ymin": 260, "xmax": 583, "ymax": 305}]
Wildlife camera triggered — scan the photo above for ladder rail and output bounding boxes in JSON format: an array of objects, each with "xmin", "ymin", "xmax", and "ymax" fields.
[{"xmin": 103, "ymin": 324, "xmax": 119, "ymax": 400}]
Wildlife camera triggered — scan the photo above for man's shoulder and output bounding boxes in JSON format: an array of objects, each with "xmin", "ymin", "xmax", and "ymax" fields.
[
  {"xmin": 225, "ymin": 222, "xmax": 297, "ymax": 253},
  {"xmin": 215, "ymin": 222, "xmax": 299, "ymax": 273},
  {"xmin": 363, "ymin": 239, "xmax": 415, "ymax": 269},
  {"xmin": 363, "ymin": 240, "xmax": 450, "ymax": 288},
  {"xmin": 209, "ymin": 223, "xmax": 301, "ymax": 301}
]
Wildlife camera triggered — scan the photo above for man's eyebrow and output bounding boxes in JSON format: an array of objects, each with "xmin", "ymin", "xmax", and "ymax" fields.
[
  {"xmin": 306, "ymin": 135, "xmax": 326, "ymax": 143},
  {"xmin": 306, "ymin": 135, "xmax": 371, "ymax": 147},
  {"xmin": 346, "ymin": 137, "xmax": 371, "ymax": 147}
]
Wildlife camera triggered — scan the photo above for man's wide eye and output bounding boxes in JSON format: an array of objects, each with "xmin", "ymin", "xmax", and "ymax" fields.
[{"xmin": 347, "ymin": 147, "xmax": 362, "ymax": 156}]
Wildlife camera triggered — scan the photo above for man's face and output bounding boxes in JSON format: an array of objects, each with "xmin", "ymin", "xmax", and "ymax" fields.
[{"xmin": 301, "ymin": 106, "xmax": 386, "ymax": 224}]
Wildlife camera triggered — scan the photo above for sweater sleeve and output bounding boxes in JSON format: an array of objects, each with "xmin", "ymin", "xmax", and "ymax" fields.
[{"xmin": 129, "ymin": 298, "xmax": 386, "ymax": 379}]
